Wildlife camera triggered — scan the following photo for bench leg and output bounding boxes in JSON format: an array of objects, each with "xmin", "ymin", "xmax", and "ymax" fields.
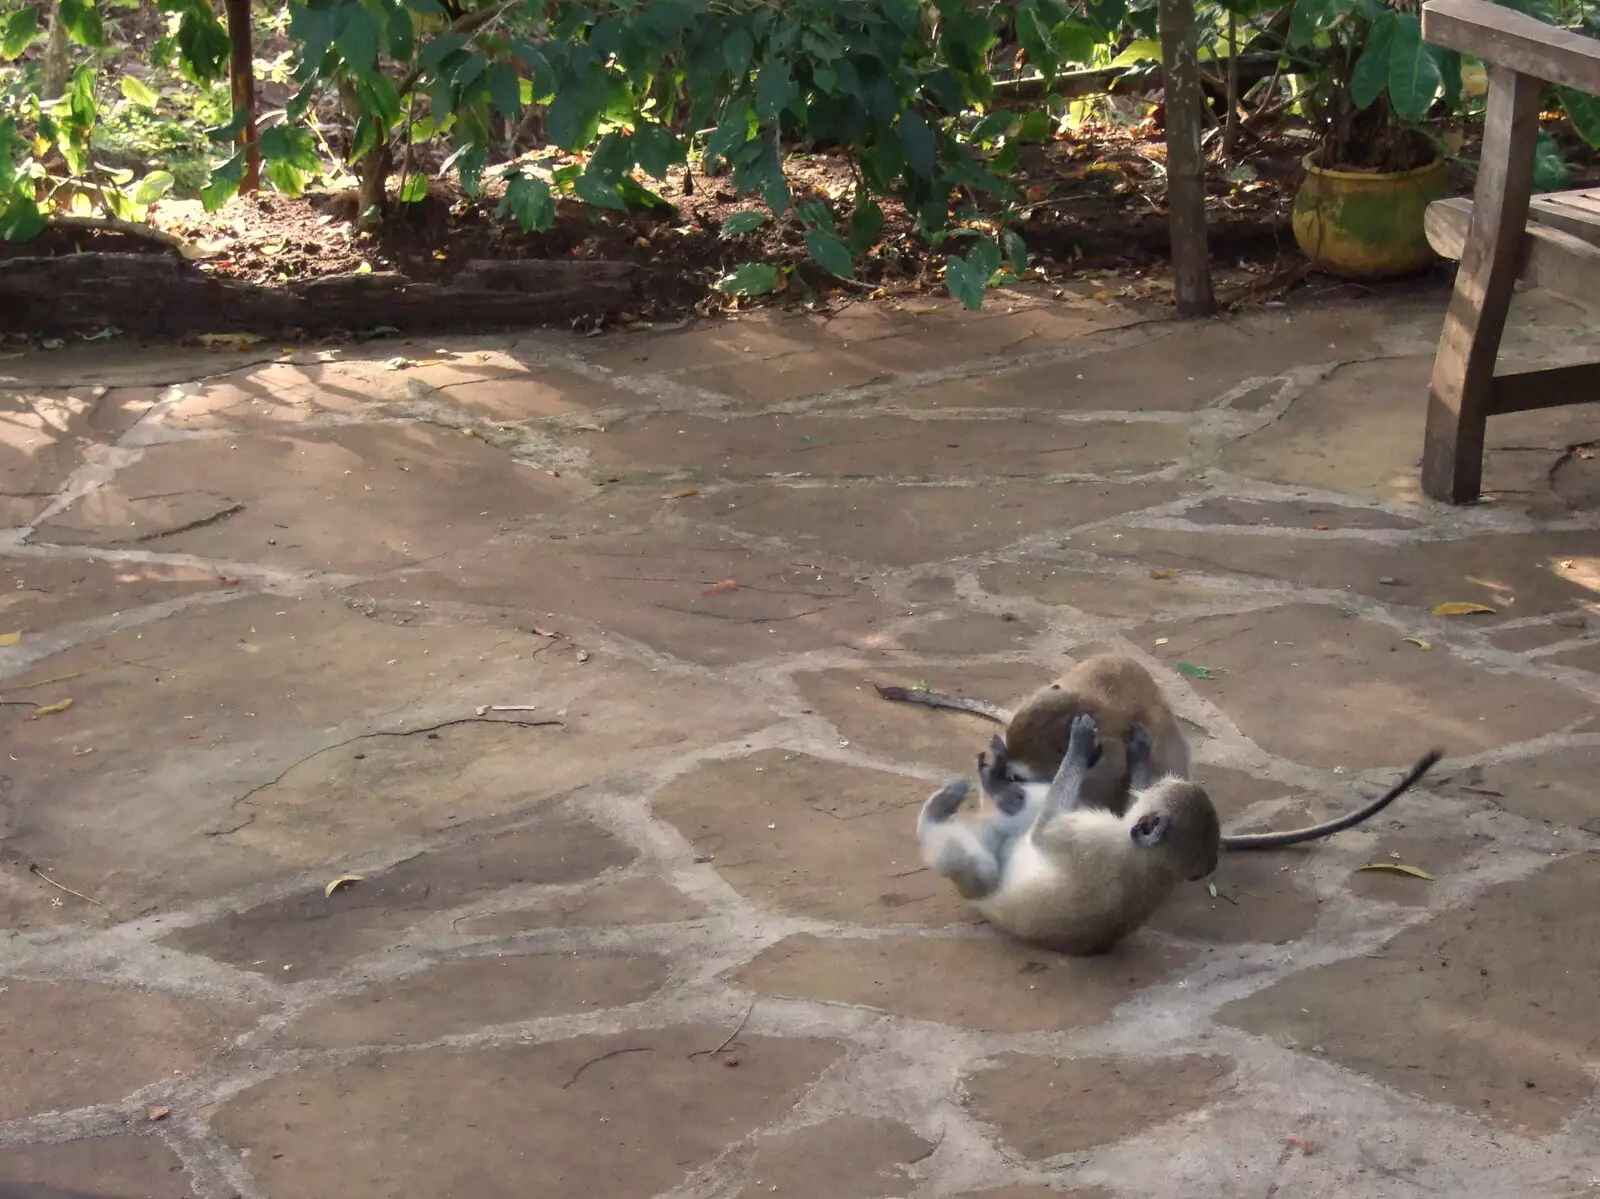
[{"xmin": 1422, "ymin": 65, "xmax": 1543, "ymax": 505}]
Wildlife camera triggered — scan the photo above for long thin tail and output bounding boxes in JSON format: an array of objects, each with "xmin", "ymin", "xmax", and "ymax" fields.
[
  {"xmin": 874, "ymin": 682, "xmax": 1011, "ymax": 724},
  {"xmin": 1221, "ymin": 748, "xmax": 1444, "ymax": 851}
]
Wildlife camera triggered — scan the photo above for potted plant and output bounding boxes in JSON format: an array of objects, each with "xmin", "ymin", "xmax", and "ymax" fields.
[{"xmin": 1285, "ymin": 0, "xmax": 1457, "ymax": 277}]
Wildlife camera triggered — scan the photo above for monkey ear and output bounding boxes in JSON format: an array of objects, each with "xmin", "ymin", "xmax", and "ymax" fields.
[{"xmin": 1130, "ymin": 813, "xmax": 1169, "ymax": 847}]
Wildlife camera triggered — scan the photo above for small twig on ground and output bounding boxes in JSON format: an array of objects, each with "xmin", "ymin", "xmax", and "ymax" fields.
[
  {"xmin": 689, "ymin": 1000, "xmax": 757, "ymax": 1059},
  {"xmin": 29, "ymin": 863, "xmax": 110, "ymax": 911},
  {"xmin": 47, "ymin": 214, "xmax": 188, "ymax": 253}
]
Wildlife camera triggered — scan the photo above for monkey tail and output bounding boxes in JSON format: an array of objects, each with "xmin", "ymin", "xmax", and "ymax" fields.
[
  {"xmin": 1220, "ymin": 748, "xmax": 1445, "ymax": 851},
  {"xmin": 873, "ymin": 683, "xmax": 1011, "ymax": 724}
]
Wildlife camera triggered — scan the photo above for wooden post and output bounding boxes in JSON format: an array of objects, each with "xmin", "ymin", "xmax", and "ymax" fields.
[
  {"xmin": 1158, "ymin": 0, "xmax": 1217, "ymax": 316},
  {"xmin": 224, "ymin": 0, "xmax": 261, "ymax": 193},
  {"xmin": 1420, "ymin": 64, "xmax": 1542, "ymax": 503}
]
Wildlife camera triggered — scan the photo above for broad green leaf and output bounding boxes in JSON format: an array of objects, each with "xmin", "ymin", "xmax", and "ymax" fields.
[
  {"xmin": 720, "ymin": 210, "xmax": 766, "ymax": 237},
  {"xmin": 200, "ymin": 150, "xmax": 246, "ymax": 213},
  {"xmin": 1016, "ymin": 108, "xmax": 1053, "ymax": 143},
  {"xmin": 805, "ymin": 229, "xmax": 854, "ymax": 278},
  {"xmin": 498, "ymin": 173, "xmax": 555, "ymax": 230},
  {"xmin": 945, "ymin": 251, "xmax": 987, "ymax": 310},
  {"xmin": 796, "ymin": 197, "xmax": 834, "ymax": 232},
  {"xmin": 1559, "ymin": 87, "xmax": 1600, "ymax": 149},
  {"xmin": 754, "ymin": 57, "xmax": 794, "ymax": 121},
  {"xmin": 132, "ymin": 169, "xmax": 175, "ymax": 204},
  {"xmin": 545, "ymin": 83, "xmax": 603, "ymax": 151},
  {"xmin": 418, "ymin": 32, "xmax": 469, "ymax": 72},
  {"xmin": 2, "ymin": 6, "xmax": 39, "ymax": 60},
  {"xmin": 399, "ymin": 172, "xmax": 429, "ymax": 203},
  {"xmin": 487, "ymin": 62, "xmax": 521, "ymax": 122},
  {"xmin": 1108, "ymin": 37, "xmax": 1160, "ymax": 67},
  {"xmin": 898, "ymin": 111, "xmax": 936, "ymax": 178},
  {"xmin": 715, "ymin": 262, "xmax": 781, "ymax": 296},
  {"xmin": 264, "ymin": 157, "xmax": 309, "ymax": 196},
  {"xmin": 0, "ymin": 194, "xmax": 45, "ymax": 243},
  {"xmin": 1289, "ymin": 0, "xmax": 1354, "ymax": 49},
  {"xmin": 260, "ymin": 124, "xmax": 320, "ymax": 171},
  {"xmin": 1350, "ymin": 10, "xmax": 1395, "ymax": 110},
  {"xmin": 723, "ymin": 26, "xmax": 753, "ymax": 77},
  {"xmin": 1532, "ymin": 128, "xmax": 1572, "ymax": 193},
  {"xmin": 119, "ymin": 74, "xmax": 160, "ymax": 107},
  {"xmin": 175, "ymin": 8, "xmax": 230, "ymax": 83},
  {"xmin": 574, "ymin": 170, "xmax": 627, "ymax": 211},
  {"xmin": 631, "ymin": 121, "xmax": 685, "ymax": 181},
  {"xmin": 845, "ymin": 196, "xmax": 884, "ymax": 256},
  {"xmin": 57, "ymin": 0, "xmax": 104, "ymax": 47},
  {"xmin": 1176, "ymin": 660, "xmax": 1225, "ymax": 678},
  {"xmin": 1052, "ymin": 18, "xmax": 1102, "ymax": 63},
  {"xmin": 1387, "ymin": 12, "xmax": 1442, "ymax": 121},
  {"xmin": 1002, "ymin": 228, "xmax": 1028, "ymax": 276}
]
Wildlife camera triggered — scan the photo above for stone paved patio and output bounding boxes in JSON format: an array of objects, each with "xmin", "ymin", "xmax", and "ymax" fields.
[{"xmin": 2, "ymin": 279, "xmax": 1599, "ymax": 1199}]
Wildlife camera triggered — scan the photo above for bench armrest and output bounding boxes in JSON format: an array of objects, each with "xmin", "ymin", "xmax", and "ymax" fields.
[{"xmin": 1422, "ymin": 0, "xmax": 1600, "ymax": 95}]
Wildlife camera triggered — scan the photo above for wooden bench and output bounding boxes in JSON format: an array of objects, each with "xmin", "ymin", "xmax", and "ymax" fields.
[{"xmin": 1419, "ymin": 0, "xmax": 1600, "ymax": 504}]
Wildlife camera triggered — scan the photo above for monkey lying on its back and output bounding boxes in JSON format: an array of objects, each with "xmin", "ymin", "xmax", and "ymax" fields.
[
  {"xmin": 918, "ymin": 714, "xmax": 1442, "ymax": 955},
  {"xmin": 883, "ymin": 651, "xmax": 1443, "ymax": 851}
]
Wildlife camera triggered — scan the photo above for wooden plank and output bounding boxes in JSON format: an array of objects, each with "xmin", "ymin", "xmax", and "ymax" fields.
[
  {"xmin": 1426, "ymin": 197, "xmax": 1600, "ymax": 300},
  {"xmin": 1422, "ymin": 0, "xmax": 1600, "ymax": 94},
  {"xmin": 1490, "ymin": 362, "xmax": 1600, "ymax": 413},
  {"xmin": 1422, "ymin": 64, "xmax": 1545, "ymax": 505},
  {"xmin": 1528, "ymin": 188, "xmax": 1600, "ymax": 248}
]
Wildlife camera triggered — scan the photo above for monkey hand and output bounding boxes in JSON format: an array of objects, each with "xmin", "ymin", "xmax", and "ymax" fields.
[
  {"xmin": 1125, "ymin": 721, "xmax": 1153, "ymax": 765},
  {"xmin": 1066, "ymin": 712, "xmax": 1099, "ymax": 765},
  {"xmin": 924, "ymin": 777, "xmax": 970, "ymax": 820}
]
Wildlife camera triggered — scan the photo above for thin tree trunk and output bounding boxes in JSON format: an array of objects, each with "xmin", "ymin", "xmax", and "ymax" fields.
[
  {"xmin": 224, "ymin": 0, "xmax": 260, "ymax": 192},
  {"xmin": 1223, "ymin": 7, "xmax": 1240, "ymax": 158},
  {"xmin": 42, "ymin": 0, "xmax": 70, "ymax": 100},
  {"xmin": 1158, "ymin": 0, "xmax": 1216, "ymax": 316}
]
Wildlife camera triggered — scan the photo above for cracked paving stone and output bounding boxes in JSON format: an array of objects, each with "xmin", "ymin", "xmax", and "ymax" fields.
[
  {"xmin": 733, "ymin": 1116, "xmax": 932, "ymax": 1199},
  {"xmin": 1179, "ymin": 497, "xmax": 1422, "ymax": 530},
  {"xmin": 793, "ymin": 662, "xmax": 1098, "ymax": 778},
  {"xmin": 896, "ymin": 610, "xmax": 1039, "ymax": 656},
  {"xmin": 726, "ymin": 934, "xmax": 1195, "ymax": 1032},
  {"xmin": 212, "ymin": 1027, "xmax": 845, "ymax": 1199},
  {"xmin": 579, "ymin": 314, "xmax": 841, "ymax": 376},
  {"xmin": 0, "ymin": 557, "xmax": 217, "ymax": 636},
  {"xmin": 950, "ymin": 1188, "xmax": 1113, "ymax": 1199},
  {"xmin": 1075, "ymin": 526, "xmax": 1600, "ymax": 621},
  {"xmin": 33, "ymin": 422, "xmax": 591, "ymax": 574},
  {"xmin": 0, "ymin": 386, "xmax": 152, "ymax": 526},
  {"xmin": 1486, "ymin": 616, "xmax": 1594, "ymax": 653},
  {"xmin": 963, "ymin": 1052, "xmax": 1233, "ymax": 1157},
  {"xmin": 978, "ymin": 559, "xmax": 1256, "ymax": 621},
  {"xmin": 671, "ymin": 479, "xmax": 1188, "ymax": 568},
  {"xmin": 453, "ymin": 876, "xmax": 708, "ymax": 937},
  {"xmin": 1217, "ymin": 851, "xmax": 1600, "ymax": 1135},
  {"xmin": 0, "ymin": 1135, "xmax": 193, "ymax": 1198},
  {"xmin": 2, "ymin": 595, "xmax": 763, "ymax": 923},
  {"xmin": 1136, "ymin": 603, "xmax": 1597, "ymax": 768},
  {"xmin": 279, "ymin": 950, "xmax": 670, "ymax": 1047},
  {"xmin": 0, "ymin": 979, "xmax": 256, "ymax": 1121},
  {"xmin": 1347, "ymin": 825, "xmax": 1485, "ymax": 907},
  {"xmin": 1219, "ymin": 354, "xmax": 1600, "ymax": 507},
  {"xmin": 1547, "ymin": 641, "xmax": 1600, "ymax": 674},
  {"xmin": 365, "ymin": 524, "xmax": 895, "ymax": 666},
  {"xmin": 651, "ymin": 750, "xmax": 970, "ymax": 926},
  {"xmin": 1434, "ymin": 746, "xmax": 1600, "ymax": 833},
  {"xmin": 164, "ymin": 816, "xmax": 636, "ymax": 978},
  {"xmin": 662, "ymin": 304, "xmax": 1140, "ymax": 402},
  {"xmin": 156, "ymin": 361, "xmax": 381, "ymax": 432},
  {"xmin": 581, "ymin": 413, "xmax": 1191, "ymax": 481},
  {"xmin": 896, "ymin": 305, "xmax": 1388, "ymax": 411}
]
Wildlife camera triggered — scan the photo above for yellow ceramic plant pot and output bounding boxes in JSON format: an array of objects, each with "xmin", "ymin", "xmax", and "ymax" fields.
[{"xmin": 1291, "ymin": 151, "xmax": 1452, "ymax": 279}]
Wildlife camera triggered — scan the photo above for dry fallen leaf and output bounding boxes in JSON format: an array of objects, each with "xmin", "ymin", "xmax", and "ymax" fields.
[
  {"xmin": 1356, "ymin": 862, "xmax": 1435, "ymax": 880},
  {"xmin": 475, "ymin": 704, "xmax": 490, "ymax": 716},
  {"xmin": 71, "ymin": 746, "xmax": 94, "ymax": 756},
  {"xmin": 1311, "ymin": 523, "xmax": 1332, "ymax": 531},
  {"xmin": 529, "ymin": 626, "xmax": 561, "ymax": 638},
  {"xmin": 147, "ymin": 1105, "xmax": 171, "ymax": 1122},
  {"xmin": 668, "ymin": 488, "xmax": 700, "ymax": 499},
  {"xmin": 1284, "ymin": 1137, "xmax": 1314, "ymax": 1156},
  {"xmin": 574, "ymin": 422, "xmax": 608, "ymax": 433},
  {"xmin": 0, "ymin": 630, "xmax": 19, "ymax": 647},
  {"xmin": 1149, "ymin": 568, "xmax": 1181, "ymax": 580},
  {"xmin": 1402, "ymin": 636, "xmax": 1432, "ymax": 650},
  {"xmin": 1434, "ymin": 601, "xmax": 1497, "ymax": 616},
  {"xmin": 701, "ymin": 579, "xmax": 740, "ymax": 597},
  {"xmin": 324, "ymin": 874, "xmax": 365, "ymax": 898},
  {"xmin": 32, "ymin": 698, "xmax": 72, "ymax": 716}
]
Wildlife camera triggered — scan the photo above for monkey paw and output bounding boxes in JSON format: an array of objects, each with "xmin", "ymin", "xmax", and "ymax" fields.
[
  {"xmin": 926, "ymin": 777, "xmax": 970, "ymax": 818},
  {"xmin": 1066, "ymin": 712, "xmax": 1099, "ymax": 763},
  {"xmin": 1125, "ymin": 721, "xmax": 1153, "ymax": 764}
]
